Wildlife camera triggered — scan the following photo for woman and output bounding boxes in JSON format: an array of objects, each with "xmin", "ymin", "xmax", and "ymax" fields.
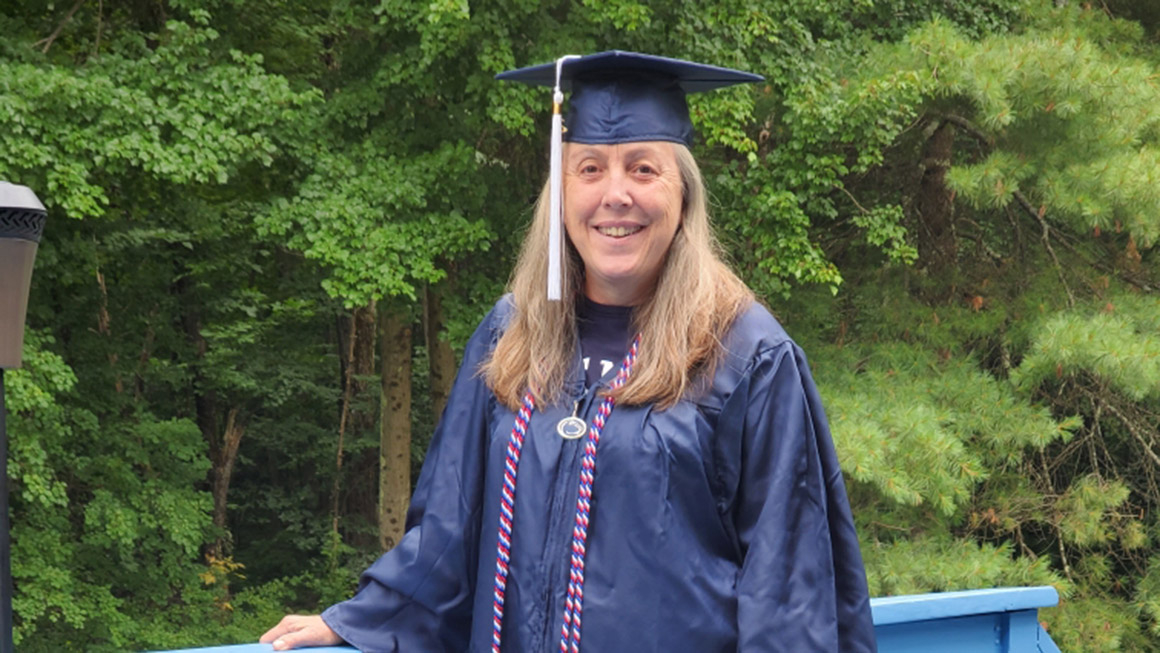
[{"xmin": 262, "ymin": 51, "xmax": 877, "ymax": 652}]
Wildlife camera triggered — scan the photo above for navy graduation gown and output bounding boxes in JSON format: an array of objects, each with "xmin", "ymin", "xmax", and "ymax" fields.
[{"xmin": 321, "ymin": 298, "xmax": 877, "ymax": 652}]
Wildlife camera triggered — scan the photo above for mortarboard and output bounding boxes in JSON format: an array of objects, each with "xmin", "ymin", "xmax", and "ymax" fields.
[{"xmin": 496, "ymin": 51, "xmax": 762, "ymax": 301}]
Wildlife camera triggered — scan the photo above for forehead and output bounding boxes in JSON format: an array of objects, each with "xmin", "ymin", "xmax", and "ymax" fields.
[{"xmin": 565, "ymin": 141, "xmax": 676, "ymax": 160}]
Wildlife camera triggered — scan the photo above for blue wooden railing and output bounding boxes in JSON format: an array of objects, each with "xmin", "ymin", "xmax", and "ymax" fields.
[
  {"xmin": 871, "ymin": 586, "xmax": 1061, "ymax": 653},
  {"xmin": 155, "ymin": 586, "xmax": 1062, "ymax": 653}
]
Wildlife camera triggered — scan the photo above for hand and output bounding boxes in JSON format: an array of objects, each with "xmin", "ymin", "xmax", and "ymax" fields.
[{"xmin": 260, "ymin": 614, "xmax": 343, "ymax": 650}]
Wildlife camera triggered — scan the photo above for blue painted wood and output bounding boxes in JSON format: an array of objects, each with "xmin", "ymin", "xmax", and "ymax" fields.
[
  {"xmin": 876, "ymin": 608, "xmax": 1051, "ymax": 653},
  {"xmin": 1008, "ymin": 610, "xmax": 1040, "ymax": 651},
  {"xmin": 870, "ymin": 586, "xmax": 1060, "ymax": 653},
  {"xmin": 1037, "ymin": 624, "xmax": 1063, "ymax": 653},
  {"xmin": 876, "ymin": 612, "xmax": 1010, "ymax": 653},
  {"xmin": 153, "ymin": 587, "xmax": 1063, "ymax": 653},
  {"xmin": 870, "ymin": 586, "xmax": 1059, "ymax": 626}
]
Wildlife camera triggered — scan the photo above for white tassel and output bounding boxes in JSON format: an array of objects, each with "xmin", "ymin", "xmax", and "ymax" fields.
[
  {"xmin": 548, "ymin": 91, "xmax": 564, "ymax": 301},
  {"xmin": 547, "ymin": 55, "xmax": 580, "ymax": 302}
]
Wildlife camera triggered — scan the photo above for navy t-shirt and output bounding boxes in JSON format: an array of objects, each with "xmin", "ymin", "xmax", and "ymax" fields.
[{"xmin": 577, "ymin": 297, "xmax": 635, "ymax": 387}]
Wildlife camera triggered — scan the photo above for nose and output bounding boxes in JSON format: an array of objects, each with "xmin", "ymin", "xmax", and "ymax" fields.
[{"xmin": 602, "ymin": 169, "xmax": 633, "ymax": 210}]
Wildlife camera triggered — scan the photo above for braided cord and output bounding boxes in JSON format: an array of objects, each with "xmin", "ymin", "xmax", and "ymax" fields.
[
  {"xmin": 490, "ymin": 335, "xmax": 640, "ymax": 653},
  {"xmin": 491, "ymin": 391, "xmax": 537, "ymax": 653},
  {"xmin": 558, "ymin": 335, "xmax": 640, "ymax": 653}
]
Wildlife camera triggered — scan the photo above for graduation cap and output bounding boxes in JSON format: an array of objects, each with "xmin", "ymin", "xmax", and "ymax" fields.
[{"xmin": 497, "ymin": 51, "xmax": 762, "ymax": 301}]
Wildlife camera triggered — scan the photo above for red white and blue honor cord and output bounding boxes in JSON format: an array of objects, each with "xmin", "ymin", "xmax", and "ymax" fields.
[
  {"xmin": 491, "ymin": 336, "xmax": 641, "ymax": 653},
  {"xmin": 490, "ymin": 390, "xmax": 535, "ymax": 652}
]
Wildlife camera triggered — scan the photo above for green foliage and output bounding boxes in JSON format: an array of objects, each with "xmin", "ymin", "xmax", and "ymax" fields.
[
  {"xmin": 9, "ymin": 1, "xmax": 1160, "ymax": 651},
  {"xmin": 1013, "ymin": 297, "xmax": 1160, "ymax": 402},
  {"xmin": 1055, "ymin": 475, "xmax": 1135, "ymax": 548},
  {"xmin": 821, "ymin": 340, "xmax": 1071, "ymax": 516},
  {"xmin": 7, "ymin": 335, "xmax": 222, "ymax": 651},
  {"xmin": 781, "ymin": 250, "xmax": 1160, "ymax": 647},
  {"xmin": 1046, "ymin": 595, "xmax": 1141, "ymax": 652},
  {"xmin": 0, "ymin": 21, "xmax": 317, "ymax": 219},
  {"xmin": 895, "ymin": 13, "xmax": 1160, "ymax": 245},
  {"xmin": 862, "ymin": 536, "xmax": 1060, "ymax": 597},
  {"xmin": 257, "ymin": 141, "xmax": 492, "ymax": 305}
]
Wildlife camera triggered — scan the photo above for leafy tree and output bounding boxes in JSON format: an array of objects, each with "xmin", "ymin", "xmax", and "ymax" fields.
[
  {"xmin": 9, "ymin": 1, "xmax": 1160, "ymax": 651},
  {"xmin": 767, "ymin": 4, "xmax": 1160, "ymax": 648}
]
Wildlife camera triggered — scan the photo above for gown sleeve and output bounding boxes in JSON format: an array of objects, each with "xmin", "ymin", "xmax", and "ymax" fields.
[
  {"xmin": 729, "ymin": 341, "xmax": 877, "ymax": 653},
  {"xmin": 320, "ymin": 302, "xmax": 508, "ymax": 653}
]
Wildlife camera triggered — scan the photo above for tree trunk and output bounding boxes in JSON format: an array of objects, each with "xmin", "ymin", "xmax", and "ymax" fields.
[
  {"xmin": 210, "ymin": 408, "xmax": 245, "ymax": 558},
  {"xmin": 332, "ymin": 302, "xmax": 378, "ymax": 548},
  {"xmin": 351, "ymin": 303, "xmax": 379, "ymax": 430},
  {"xmin": 175, "ymin": 276, "xmax": 217, "ymax": 444},
  {"xmin": 174, "ymin": 273, "xmax": 238, "ymax": 560},
  {"xmin": 917, "ymin": 119, "xmax": 957, "ymax": 273},
  {"xmin": 424, "ymin": 282, "xmax": 456, "ymax": 423},
  {"xmin": 378, "ymin": 305, "xmax": 412, "ymax": 551},
  {"xmin": 94, "ymin": 252, "xmax": 123, "ymax": 394}
]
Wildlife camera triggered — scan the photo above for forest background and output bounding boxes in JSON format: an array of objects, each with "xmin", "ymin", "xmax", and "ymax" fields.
[{"xmin": 4, "ymin": 0, "xmax": 1160, "ymax": 650}]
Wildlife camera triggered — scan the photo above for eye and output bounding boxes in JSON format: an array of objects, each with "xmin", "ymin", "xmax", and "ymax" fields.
[
  {"xmin": 633, "ymin": 163, "xmax": 657, "ymax": 176},
  {"xmin": 575, "ymin": 161, "xmax": 602, "ymax": 177}
]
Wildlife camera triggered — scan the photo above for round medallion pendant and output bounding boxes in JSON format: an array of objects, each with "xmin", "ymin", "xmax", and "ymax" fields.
[{"xmin": 556, "ymin": 416, "xmax": 588, "ymax": 439}]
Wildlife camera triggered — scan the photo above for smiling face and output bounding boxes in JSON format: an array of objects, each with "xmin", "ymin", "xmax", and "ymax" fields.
[{"xmin": 563, "ymin": 141, "xmax": 684, "ymax": 306}]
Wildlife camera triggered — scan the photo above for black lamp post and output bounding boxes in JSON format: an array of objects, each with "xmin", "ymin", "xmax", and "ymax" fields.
[{"xmin": 0, "ymin": 181, "xmax": 47, "ymax": 653}]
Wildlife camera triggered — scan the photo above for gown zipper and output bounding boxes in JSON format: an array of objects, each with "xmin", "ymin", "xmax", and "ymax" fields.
[{"xmin": 535, "ymin": 383, "xmax": 601, "ymax": 650}]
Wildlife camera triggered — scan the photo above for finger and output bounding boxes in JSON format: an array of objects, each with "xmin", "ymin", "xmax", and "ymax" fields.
[
  {"xmin": 271, "ymin": 627, "xmax": 320, "ymax": 651},
  {"xmin": 259, "ymin": 625, "xmax": 287, "ymax": 644},
  {"xmin": 260, "ymin": 616, "xmax": 303, "ymax": 644}
]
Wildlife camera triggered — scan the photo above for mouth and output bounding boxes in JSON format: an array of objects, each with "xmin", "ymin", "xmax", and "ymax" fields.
[{"xmin": 596, "ymin": 225, "xmax": 643, "ymax": 238}]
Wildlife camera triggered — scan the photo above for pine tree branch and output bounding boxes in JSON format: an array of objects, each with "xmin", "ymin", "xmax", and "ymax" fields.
[
  {"xmin": 949, "ymin": 116, "xmax": 1159, "ymax": 292},
  {"xmin": 1048, "ymin": 227, "xmax": 1155, "ymax": 292},
  {"xmin": 1090, "ymin": 403, "xmax": 1099, "ymax": 480},
  {"xmin": 942, "ymin": 114, "xmax": 994, "ymax": 148},
  {"xmin": 936, "ymin": 113, "xmax": 1084, "ymax": 303},
  {"xmin": 958, "ymin": 217, "xmax": 1006, "ymax": 263},
  {"xmin": 868, "ymin": 520, "xmax": 913, "ymax": 533},
  {"xmin": 1036, "ymin": 449, "xmax": 1073, "ymax": 580},
  {"xmin": 1099, "ymin": 399, "xmax": 1160, "ymax": 470},
  {"xmin": 1013, "ymin": 524, "xmax": 1036, "ymax": 560},
  {"xmin": 1012, "ymin": 191, "xmax": 1075, "ymax": 308},
  {"xmin": 1046, "ymin": 427, "xmax": 1086, "ymax": 475},
  {"xmin": 1088, "ymin": 399, "xmax": 1103, "ymax": 480},
  {"xmin": 1001, "ymin": 207, "xmax": 1027, "ymax": 263},
  {"xmin": 945, "ymin": 112, "xmax": 1156, "ymax": 294},
  {"xmin": 1054, "ymin": 515, "xmax": 1074, "ymax": 581}
]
